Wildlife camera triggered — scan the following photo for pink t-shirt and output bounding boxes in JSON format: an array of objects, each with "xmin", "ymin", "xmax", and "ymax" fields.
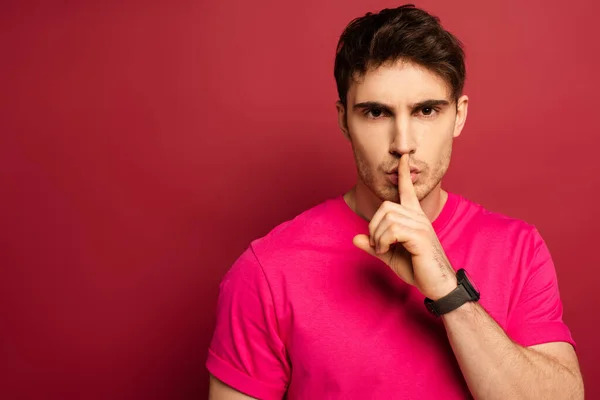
[{"xmin": 206, "ymin": 192, "xmax": 575, "ymax": 399}]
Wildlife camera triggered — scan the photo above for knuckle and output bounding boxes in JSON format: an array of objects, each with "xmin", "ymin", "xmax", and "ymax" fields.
[
  {"xmin": 368, "ymin": 222, "xmax": 378, "ymax": 235},
  {"xmin": 382, "ymin": 200, "xmax": 394, "ymax": 210},
  {"xmin": 391, "ymin": 223, "xmax": 402, "ymax": 236},
  {"xmin": 383, "ymin": 211, "xmax": 394, "ymax": 222}
]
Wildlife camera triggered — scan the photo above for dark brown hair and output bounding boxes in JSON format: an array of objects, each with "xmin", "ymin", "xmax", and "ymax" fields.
[{"xmin": 334, "ymin": 4, "xmax": 466, "ymax": 107}]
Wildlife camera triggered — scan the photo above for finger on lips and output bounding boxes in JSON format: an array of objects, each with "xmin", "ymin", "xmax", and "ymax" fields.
[
  {"xmin": 368, "ymin": 154, "xmax": 422, "ymax": 253},
  {"xmin": 398, "ymin": 154, "xmax": 420, "ymax": 210}
]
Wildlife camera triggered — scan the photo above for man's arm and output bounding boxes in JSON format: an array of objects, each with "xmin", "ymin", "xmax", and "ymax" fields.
[
  {"xmin": 442, "ymin": 301, "xmax": 584, "ymax": 400},
  {"xmin": 209, "ymin": 375, "xmax": 257, "ymax": 400},
  {"xmin": 355, "ymin": 154, "xmax": 583, "ymax": 399},
  {"xmin": 206, "ymin": 247, "xmax": 290, "ymax": 399}
]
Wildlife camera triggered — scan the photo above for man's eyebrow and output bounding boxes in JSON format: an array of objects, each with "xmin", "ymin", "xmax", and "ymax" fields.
[
  {"xmin": 353, "ymin": 101, "xmax": 394, "ymax": 112},
  {"xmin": 411, "ymin": 99, "xmax": 451, "ymax": 109}
]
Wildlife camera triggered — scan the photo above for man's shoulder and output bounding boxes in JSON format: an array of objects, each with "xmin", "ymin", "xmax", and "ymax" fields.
[
  {"xmin": 453, "ymin": 192, "xmax": 541, "ymax": 244},
  {"xmin": 249, "ymin": 195, "xmax": 349, "ymax": 259}
]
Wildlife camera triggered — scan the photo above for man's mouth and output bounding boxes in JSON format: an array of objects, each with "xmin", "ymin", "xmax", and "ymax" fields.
[{"xmin": 387, "ymin": 171, "xmax": 419, "ymax": 185}]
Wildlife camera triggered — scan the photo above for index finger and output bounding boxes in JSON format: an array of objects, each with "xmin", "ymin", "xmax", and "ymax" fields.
[{"xmin": 398, "ymin": 154, "xmax": 420, "ymax": 210}]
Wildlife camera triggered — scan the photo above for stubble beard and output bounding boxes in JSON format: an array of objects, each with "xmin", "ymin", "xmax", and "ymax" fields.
[{"xmin": 351, "ymin": 141, "xmax": 452, "ymax": 204}]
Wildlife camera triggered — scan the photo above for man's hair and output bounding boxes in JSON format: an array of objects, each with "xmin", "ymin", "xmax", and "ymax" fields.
[{"xmin": 334, "ymin": 4, "xmax": 466, "ymax": 107}]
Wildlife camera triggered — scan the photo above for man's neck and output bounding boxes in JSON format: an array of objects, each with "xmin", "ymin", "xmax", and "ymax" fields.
[{"xmin": 344, "ymin": 180, "xmax": 448, "ymax": 223}]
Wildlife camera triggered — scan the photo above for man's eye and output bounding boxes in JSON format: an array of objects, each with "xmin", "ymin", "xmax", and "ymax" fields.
[
  {"xmin": 419, "ymin": 107, "xmax": 438, "ymax": 117},
  {"xmin": 366, "ymin": 108, "xmax": 385, "ymax": 118}
]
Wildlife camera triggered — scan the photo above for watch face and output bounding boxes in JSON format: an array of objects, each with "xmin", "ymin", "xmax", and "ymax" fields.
[{"xmin": 463, "ymin": 269, "xmax": 480, "ymax": 295}]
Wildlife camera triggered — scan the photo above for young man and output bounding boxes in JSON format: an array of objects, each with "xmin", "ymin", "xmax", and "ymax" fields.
[{"xmin": 207, "ymin": 5, "xmax": 584, "ymax": 399}]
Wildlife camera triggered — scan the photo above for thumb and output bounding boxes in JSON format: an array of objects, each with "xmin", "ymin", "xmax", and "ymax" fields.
[
  {"xmin": 353, "ymin": 234, "xmax": 380, "ymax": 257},
  {"xmin": 354, "ymin": 234, "xmax": 414, "ymax": 285}
]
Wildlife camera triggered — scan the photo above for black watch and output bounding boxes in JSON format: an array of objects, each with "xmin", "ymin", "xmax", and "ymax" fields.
[{"xmin": 424, "ymin": 269, "xmax": 480, "ymax": 317}]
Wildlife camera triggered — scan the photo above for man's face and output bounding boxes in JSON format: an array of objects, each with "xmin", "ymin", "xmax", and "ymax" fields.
[{"xmin": 337, "ymin": 59, "xmax": 468, "ymax": 203}]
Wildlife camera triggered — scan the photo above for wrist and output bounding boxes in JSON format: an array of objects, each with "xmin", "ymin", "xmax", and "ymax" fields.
[
  {"xmin": 426, "ymin": 277, "xmax": 458, "ymax": 301},
  {"xmin": 424, "ymin": 268, "xmax": 481, "ymax": 318}
]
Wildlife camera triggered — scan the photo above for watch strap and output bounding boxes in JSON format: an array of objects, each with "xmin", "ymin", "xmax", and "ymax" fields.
[{"xmin": 424, "ymin": 284, "xmax": 472, "ymax": 317}]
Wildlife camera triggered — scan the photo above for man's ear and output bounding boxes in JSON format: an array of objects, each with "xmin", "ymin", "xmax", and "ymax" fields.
[
  {"xmin": 336, "ymin": 100, "xmax": 350, "ymax": 141},
  {"xmin": 453, "ymin": 95, "xmax": 469, "ymax": 139}
]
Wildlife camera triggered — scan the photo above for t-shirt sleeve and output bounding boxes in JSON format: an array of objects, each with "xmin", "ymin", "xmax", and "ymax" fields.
[
  {"xmin": 206, "ymin": 245, "xmax": 290, "ymax": 399},
  {"xmin": 505, "ymin": 228, "xmax": 576, "ymax": 351}
]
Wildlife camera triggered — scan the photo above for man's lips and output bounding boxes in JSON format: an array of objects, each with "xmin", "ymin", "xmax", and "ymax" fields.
[
  {"xmin": 387, "ymin": 171, "xmax": 418, "ymax": 185},
  {"xmin": 386, "ymin": 167, "xmax": 420, "ymax": 174}
]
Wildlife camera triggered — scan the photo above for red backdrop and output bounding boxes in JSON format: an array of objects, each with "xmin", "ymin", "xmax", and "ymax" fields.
[{"xmin": 2, "ymin": 0, "xmax": 598, "ymax": 398}]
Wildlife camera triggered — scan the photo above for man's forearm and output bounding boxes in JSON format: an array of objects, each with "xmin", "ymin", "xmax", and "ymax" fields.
[{"xmin": 441, "ymin": 301, "xmax": 583, "ymax": 399}]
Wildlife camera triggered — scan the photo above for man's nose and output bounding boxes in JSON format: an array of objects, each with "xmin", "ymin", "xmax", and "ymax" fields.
[{"xmin": 389, "ymin": 117, "xmax": 416, "ymax": 156}]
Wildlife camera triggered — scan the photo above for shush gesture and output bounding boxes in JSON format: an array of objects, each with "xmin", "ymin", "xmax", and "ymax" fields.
[{"xmin": 353, "ymin": 154, "xmax": 458, "ymax": 300}]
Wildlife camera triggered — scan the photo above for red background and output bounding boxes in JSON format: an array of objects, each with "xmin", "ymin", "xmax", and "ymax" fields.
[{"xmin": 1, "ymin": 0, "xmax": 598, "ymax": 398}]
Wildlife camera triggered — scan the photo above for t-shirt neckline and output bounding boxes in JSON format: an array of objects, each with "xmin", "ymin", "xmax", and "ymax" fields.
[{"xmin": 336, "ymin": 191, "xmax": 459, "ymax": 237}]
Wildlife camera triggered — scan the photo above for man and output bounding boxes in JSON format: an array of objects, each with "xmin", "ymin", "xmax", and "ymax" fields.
[{"xmin": 206, "ymin": 5, "xmax": 584, "ymax": 399}]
